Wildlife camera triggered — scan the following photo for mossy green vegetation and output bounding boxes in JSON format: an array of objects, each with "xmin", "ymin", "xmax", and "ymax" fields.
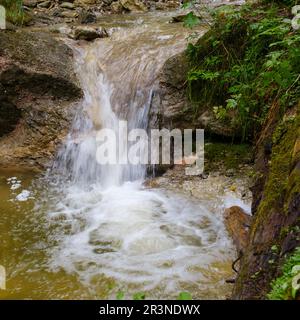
[
  {"xmin": 186, "ymin": 1, "xmax": 300, "ymax": 141},
  {"xmin": 0, "ymin": 0, "xmax": 24, "ymax": 25},
  {"xmin": 257, "ymin": 113, "xmax": 299, "ymax": 216},
  {"xmin": 183, "ymin": 1, "xmax": 300, "ymax": 298},
  {"xmin": 205, "ymin": 142, "xmax": 252, "ymax": 172},
  {"xmin": 268, "ymin": 247, "xmax": 300, "ymax": 300}
]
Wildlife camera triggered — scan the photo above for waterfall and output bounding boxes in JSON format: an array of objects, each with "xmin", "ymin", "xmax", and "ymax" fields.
[
  {"xmin": 53, "ymin": 19, "xmax": 190, "ymax": 188},
  {"xmin": 43, "ymin": 13, "xmax": 237, "ymax": 299}
]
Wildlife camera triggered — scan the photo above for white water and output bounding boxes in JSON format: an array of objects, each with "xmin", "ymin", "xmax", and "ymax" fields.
[{"xmin": 44, "ymin": 12, "xmax": 242, "ymax": 299}]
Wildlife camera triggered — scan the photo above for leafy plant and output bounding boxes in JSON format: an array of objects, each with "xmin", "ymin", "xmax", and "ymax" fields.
[
  {"xmin": 268, "ymin": 247, "xmax": 300, "ymax": 300},
  {"xmin": 132, "ymin": 292, "xmax": 146, "ymax": 300},
  {"xmin": 185, "ymin": 3, "xmax": 300, "ymax": 141},
  {"xmin": 183, "ymin": 11, "xmax": 201, "ymax": 29},
  {"xmin": 116, "ymin": 291, "xmax": 125, "ymax": 300},
  {"xmin": 178, "ymin": 292, "xmax": 193, "ymax": 300}
]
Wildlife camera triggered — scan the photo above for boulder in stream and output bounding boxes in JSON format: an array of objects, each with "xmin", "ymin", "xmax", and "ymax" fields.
[
  {"xmin": 224, "ymin": 206, "xmax": 252, "ymax": 254},
  {"xmin": 119, "ymin": 0, "xmax": 147, "ymax": 12},
  {"xmin": 0, "ymin": 30, "xmax": 82, "ymax": 169},
  {"xmin": 72, "ymin": 26, "xmax": 108, "ymax": 41}
]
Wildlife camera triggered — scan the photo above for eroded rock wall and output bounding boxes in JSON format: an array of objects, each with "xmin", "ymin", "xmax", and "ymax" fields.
[
  {"xmin": 0, "ymin": 30, "xmax": 82, "ymax": 169},
  {"xmin": 233, "ymin": 103, "xmax": 300, "ymax": 299}
]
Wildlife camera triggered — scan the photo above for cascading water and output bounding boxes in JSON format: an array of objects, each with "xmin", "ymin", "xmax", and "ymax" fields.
[
  {"xmin": 0, "ymin": 12, "xmax": 251, "ymax": 299},
  {"xmin": 54, "ymin": 15, "xmax": 192, "ymax": 187}
]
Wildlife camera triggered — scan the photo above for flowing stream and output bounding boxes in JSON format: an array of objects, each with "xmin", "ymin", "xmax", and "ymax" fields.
[{"xmin": 0, "ymin": 11, "xmax": 250, "ymax": 299}]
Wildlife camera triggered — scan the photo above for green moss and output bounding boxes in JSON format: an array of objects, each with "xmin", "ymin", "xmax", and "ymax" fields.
[
  {"xmin": 263, "ymin": 121, "xmax": 296, "ymax": 206},
  {"xmin": 251, "ymin": 111, "xmax": 300, "ymax": 235},
  {"xmin": 204, "ymin": 142, "xmax": 252, "ymax": 172},
  {"xmin": 286, "ymin": 165, "xmax": 300, "ymax": 211},
  {"xmin": 268, "ymin": 247, "xmax": 300, "ymax": 300}
]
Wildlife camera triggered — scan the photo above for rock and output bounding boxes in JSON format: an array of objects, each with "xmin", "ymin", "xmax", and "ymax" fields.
[
  {"xmin": 149, "ymin": 52, "xmax": 190, "ymax": 130},
  {"xmin": 23, "ymin": 0, "xmax": 39, "ymax": 8},
  {"xmin": 224, "ymin": 206, "xmax": 252, "ymax": 254},
  {"xmin": 120, "ymin": 0, "xmax": 147, "ymax": 12},
  {"xmin": 225, "ymin": 168, "xmax": 235, "ymax": 177},
  {"xmin": 198, "ymin": 110, "xmax": 238, "ymax": 138},
  {"xmin": 0, "ymin": 30, "xmax": 82, "ymax": 169},
  {"xmin": 155, "ymin": 0, "xmax": 180, "ymax": 10},
  {"xmin": 149, "ymin": 49, "xmax": 240, "ymax": 139},
  {"xmin": 73, "ymin": 26, "xmax": 108, "ymax": 41},
  {"xmin": 49, "ymin": 23, "xmax": 72, "ymax": 36},
  {"xmin": 171, "ymin": 15, "xmax": 187, "ymax": 23},
  {"xmin": 37, "ymin": 1, "xmax": 51, "ymax": 8},
  {"xmin": 78, "ymin": 9, "xmax": 97, "ymax": 24},
  {"xmin": 233, "ymin": 104, "xmax": 300, "ymax": 299},
  {"xmin": 110, "ymin": 1, "xmax": 124, "ymax": 13},
  {"xmin": 60, "ymin": 2, "xmax": 76, "ymax": 9},
  {"xmin": 59, "ymin": 11, "xmax": 78, "ymax": 18},
  {"xmin": 74, "ymin": 0, "xmax": 97, "ymax": 5},
  {"xmin": 4, "ymin": 22, "xmax": 17, "ymax": 31}
]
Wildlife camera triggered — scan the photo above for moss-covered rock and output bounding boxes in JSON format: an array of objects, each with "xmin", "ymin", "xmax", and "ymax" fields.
[{"xmin": 233, "ymin": 103, "xmax": 300, "ymax": 299}]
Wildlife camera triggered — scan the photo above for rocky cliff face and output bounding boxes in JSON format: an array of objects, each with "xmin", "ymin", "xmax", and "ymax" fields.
[
  {"xmin": 0, "ymin": 29, "xmax": 82, "ymax": 169},
  {"xmin": 232, "ymin": 103, "xmax": 300, "ymax": 299}
]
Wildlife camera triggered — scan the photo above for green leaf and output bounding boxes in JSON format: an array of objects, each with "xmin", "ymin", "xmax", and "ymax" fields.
[
  {"xmin": 183, "ymin": 12, "xmax": 201, "ymax": 29},
  {"xmin": 178, "ymin": 292, "xmax": 193, "ymax": 300},
  {"xmin": 271, "ymin": 245, "xmax": 278, "ymax": 252},
  {"xmin": 226, "ymin": 98, "xmax": 238, "ymax": 109},
  {"xmin": 133, "ymin": 292, "xmax": 146, "ymax": 300},
  {"xmin": 116, "ymin": 291, "xmax": 125, "ymax": 300}
]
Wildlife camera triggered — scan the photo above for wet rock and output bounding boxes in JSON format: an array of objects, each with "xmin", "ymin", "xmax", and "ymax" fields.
[
  {"xmin": 120, "ymin": 0, "xmax": 147, "ymax": 12},
  {"xmin": 171, "ymin": 15, "xmax": 187, "ymax": 23},
  {"xmin": 150, "ymin": 48, "xmax": 239, "ymax": 138},
  {"xmin": 155, "ymin": 0, "xmax": 180, "ymax": 10},
  {"xmin": 224, "ymin": 206, "xmax": 252, "ymax": 254},
  {"xmin": 0, "ymin": 100, "xmax": 21, "ymax": 138},
  {"xmin": 4, "ymin": 21, "xmax": 18, "ymax": 31},
  {"xmin": 110, "ymin": 1, "xmax": 124, "ymax": 13},
  {"xmin": 73, "ymin": 26, "xmax": 108, "ymax": 41},
  {"xmin": 78, "ymin": 9, "xmax": 97, "ymax": 24},
  {"xmin": 200, "ymin": 110, "xmax": 238, "ymax": 138},
  {"xmin": 233, "ymin": 104, "xmax": 300, "ymax": 299},
  {"xmin": 59, "ymin": 10, "xmax": 79, "ymax": 18},
  {"xmin": 149, "ymin": 52, "xmax": 190, "ymax": 130},
  {"xmin": 37, "ymin": 1, "xmax": 51, "ymax": 8},
  {"xmin": 74, "ymin": 0, "xmax": 97, "ymax": 5},
  {"xmin": 225, "ymin": 168, "xmax": 235, "ymax": 177},
  {"xmin": 0, "ymin": 30, "xmax": 82, "ymax": 169},
  {"xmin": 23, "ymin": 0, "xmax": 40, "ymax": 8},
  {"xmin": 60, "ymin": 2, "xmax": 76, "ymax": 9}
]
